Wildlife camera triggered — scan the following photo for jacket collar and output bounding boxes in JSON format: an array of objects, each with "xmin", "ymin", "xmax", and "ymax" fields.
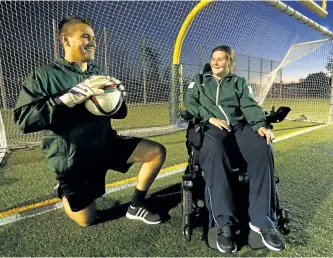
[
  {"xmin": 203, "ymin": 71, "xmax": 237, "ymax": 82},
  {"xmin": 54, "ymin": 56, "xmax": 99, "ymax": 74}
]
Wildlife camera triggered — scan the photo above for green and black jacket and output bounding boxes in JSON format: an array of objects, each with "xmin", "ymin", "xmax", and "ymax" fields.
[
  {"xmin": 14, "ymin": 57, "xmax": 126, "ymax": 174},
  {"xmin": 184, "ymin": 72, "xmax": 268, "ymax": 131}
]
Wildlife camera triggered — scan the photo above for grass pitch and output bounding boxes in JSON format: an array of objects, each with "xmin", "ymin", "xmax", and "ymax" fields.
[{"xmin": 0, "ymin": 122, "xmax": 332, "ymax": 256}]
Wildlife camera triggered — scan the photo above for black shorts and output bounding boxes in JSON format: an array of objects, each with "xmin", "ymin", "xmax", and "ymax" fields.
[{"xmin": 56, "ymin": 135, "xmax": 142, "ymax": 212}]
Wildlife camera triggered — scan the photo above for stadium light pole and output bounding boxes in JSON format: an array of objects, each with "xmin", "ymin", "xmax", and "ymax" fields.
[
  {"xmin": 170, "ymin": 0, "xmax": 214, "ymax": 124},
  {"xmin": 103, "ymin": 28, "xmax": 109, "ymax": 75},
  {"xmin": 141, "ymin": 36, "xmax": 148, "ymax": 105},
  {"xmin": 0, "ymin": 58, "xmax": 7, "ymax": 111},
  {"xmin": 52, "ymin": 19, "xmax": 58, "ymax": 60},
  {"xmin": 328, "ymin": 57, "xmax": 333, "ymax": 124},
  {"xmin": 198, "ymin": 45, "xmax": 203, "ymax": 73},
  {"xmin": 0, "ymin": 57, "xmax": 7, "ymax": 165}
]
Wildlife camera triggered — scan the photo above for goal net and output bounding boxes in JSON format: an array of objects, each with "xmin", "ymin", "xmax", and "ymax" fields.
[
  {"xmin": 260, "ymin": 39, "xmax": 333, "ymax": 123},
  {"xmin": 0, "ymin": 1, "xmax": 332, "ymax": 154},
  {"xmin": 179, "ymin": 1, "xmax": 333, "ymax": 124}
]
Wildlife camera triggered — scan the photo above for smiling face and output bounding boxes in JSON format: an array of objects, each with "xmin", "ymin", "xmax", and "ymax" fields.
[
  {"xmin": 61, "ymin": 23, "xmax": 96, "ymax": 64},
  {"xmin": 210, "ymin": 50, "xmax": 230, "ymax": 80}
]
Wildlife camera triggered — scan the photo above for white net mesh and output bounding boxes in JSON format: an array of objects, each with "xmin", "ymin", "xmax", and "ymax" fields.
[
  {"xmin": 262, "ymin": 39, "xmax": 333, "ymax": 123},
  {"xmin": 0, "ymin": 1, "xmax": 332, "ymax": 150},
  {"xmin": 180, "ymin": 1, "xmax": 332, "ymax": 124},
  {"xmin": 0, "ymin": 1, "xmax": 197, "ymax": 148}
]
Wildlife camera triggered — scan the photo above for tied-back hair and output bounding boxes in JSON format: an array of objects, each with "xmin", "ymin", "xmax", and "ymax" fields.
[{"xmin": 211, "ymin": 45, "xmax": 235, "ymax": 73}]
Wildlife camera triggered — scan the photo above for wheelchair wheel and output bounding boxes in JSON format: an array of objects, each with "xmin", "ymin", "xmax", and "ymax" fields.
[
  {"xmin": 278, "ymin": 220, "xmax": 290, "ymax": 235},
  {"xmin": 184, "ymin": 226, "xmax": 192, "ymax": 242},
  {"xmin": 277, "ymin": 208, "xmax": 290, "ymax": 235},
  {"xmin": 182, "ymin": 183, "xmax": 194, "ymax": 241},
  {"xmin": 182, "ymin": 187, "xmax": 194, "ymax": 220}
]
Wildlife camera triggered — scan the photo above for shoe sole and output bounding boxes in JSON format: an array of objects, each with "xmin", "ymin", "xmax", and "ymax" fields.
[
  {"xmin": 216, "ymin": 241, "xmax": 237, "ymax": 254},
  {"xmin": 249, "ymin": 223, "xmax": 285, "ymax": 252},
  {"xmin": 126, "ymin": 212, "xmax": 161, "ymax": 225}
]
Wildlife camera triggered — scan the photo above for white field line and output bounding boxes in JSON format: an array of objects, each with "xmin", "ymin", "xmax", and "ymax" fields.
[{"xmin": 0, "ymin": 167, "xmax": 186, "ymax": 226}]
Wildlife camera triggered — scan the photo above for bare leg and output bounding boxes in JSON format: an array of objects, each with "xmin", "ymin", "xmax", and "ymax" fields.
[
  {"xmin": 63, "ymin": 197, "xmax": 97, "ymax": 227},
  {"xmin": 126, "ymin": 138, "xmax": 166, "ymax": 191}
]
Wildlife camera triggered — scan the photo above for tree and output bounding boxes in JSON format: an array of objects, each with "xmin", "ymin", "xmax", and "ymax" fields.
[
  {"xmin": 140, "ymin": 45, "xmax": 162, "ymax": 102},
  {"xmin": 303, "ymin": 72, "xmax": 329, "ymax": 83},
  {"xmin": 302, "ymin": 72, "xmax": 330, "ymax": 98}
]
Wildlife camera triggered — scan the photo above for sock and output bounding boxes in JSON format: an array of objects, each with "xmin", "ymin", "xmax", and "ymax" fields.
[{"xmin": 131, "ymin": 188, "xmax": 147, "ymax": 207}]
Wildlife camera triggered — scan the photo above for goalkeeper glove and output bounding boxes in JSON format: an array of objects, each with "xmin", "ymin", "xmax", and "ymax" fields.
[
  {"xmin": 58, "ymin": 75, "xmax": 113, "ymax": 108},
  {"xmin": 109, "ymin": 77, "xmax": 127, "ymax": 99}
]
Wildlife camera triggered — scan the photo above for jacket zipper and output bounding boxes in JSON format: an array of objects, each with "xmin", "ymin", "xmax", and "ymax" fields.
[{"xmin": 214, "ymin": 78, "xmax": 230, "ymax": 125}]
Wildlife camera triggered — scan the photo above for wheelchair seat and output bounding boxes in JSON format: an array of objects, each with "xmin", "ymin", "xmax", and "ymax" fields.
[{"xmin": 184, "ymin": 113, "xmax": 248, "ymax": 183}]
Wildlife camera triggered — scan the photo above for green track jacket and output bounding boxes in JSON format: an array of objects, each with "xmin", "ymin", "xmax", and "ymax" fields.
[
  {"xmin": 14, "ymin": 57, "xmax": 126, "ymax": 174},
  {"xmin": 184, "ymin": 72, "xmax": 268, "ymax": 131}
]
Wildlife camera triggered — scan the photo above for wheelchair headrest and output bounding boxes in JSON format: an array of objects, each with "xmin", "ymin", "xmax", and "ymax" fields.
[
  {"xmin": 180, "ymin": 110, "xmax": 194, "ymax": 120},
  {"xmin": 180, "ymin": 110, "xmax": 201, "ymax": 124},
  {"xmin": 203, "ymin": 63, "xmax": 212, "ymax": 74}
]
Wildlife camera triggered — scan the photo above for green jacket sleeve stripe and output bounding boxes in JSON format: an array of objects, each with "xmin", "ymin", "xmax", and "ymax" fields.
[
  {"xmin": 184, "ymin": 81, "xmax": 214, "ymax": 122},
  {"xmin": 239, "ymin": 79, "xmax": 268, "ymax": 131}
]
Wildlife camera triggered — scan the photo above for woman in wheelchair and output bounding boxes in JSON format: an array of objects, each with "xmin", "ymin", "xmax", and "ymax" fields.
[{"xmin": 184, "ymin": 45, "xmax": 285, "ymax": 253}]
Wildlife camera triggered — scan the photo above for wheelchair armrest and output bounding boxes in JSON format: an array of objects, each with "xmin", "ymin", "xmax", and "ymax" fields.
[
  {"xmin": 181, "ymin": 106, "xmax": 291, "ymax": 130},
  {"xmin": 265, "ymin": 106, "xmax": 291, "ymax": 124}
]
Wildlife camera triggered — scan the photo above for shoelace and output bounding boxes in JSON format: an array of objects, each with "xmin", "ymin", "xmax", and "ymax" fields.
[{"xmin": 218, "ymin": 226, "xmax": 231, "ymax": 236}]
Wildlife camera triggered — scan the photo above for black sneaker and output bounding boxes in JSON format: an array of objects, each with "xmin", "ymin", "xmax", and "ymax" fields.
[
  {"xmin": 249, "ymin": 222, "xmax": 286, "ymax": 251},
  {"xmin": 126, "ymin": 205, "xmax": 161, "ymax": 225},
  {"xmin": 216, "ymin": 223, "xmax": 237, "ymax": 253}
]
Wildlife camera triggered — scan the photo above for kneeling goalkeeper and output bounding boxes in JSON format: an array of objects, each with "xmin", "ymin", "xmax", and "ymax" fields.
[{"xmin": 13, "ymin": 16, "xmax": 166, "ymax": 226}]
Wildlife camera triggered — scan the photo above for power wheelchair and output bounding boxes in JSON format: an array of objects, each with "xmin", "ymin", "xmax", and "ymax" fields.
[{"xmin": 180, "ymin": 106, "xmax": 291, "ymax": 249}]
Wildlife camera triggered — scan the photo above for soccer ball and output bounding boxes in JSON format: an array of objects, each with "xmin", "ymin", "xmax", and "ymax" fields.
[{"xmin": 85, "ymin": 84, "xmax": 123, "ymax": 116}]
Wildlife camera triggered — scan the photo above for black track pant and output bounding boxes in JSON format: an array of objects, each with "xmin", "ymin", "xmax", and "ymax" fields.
[{"xmin": 200, "ymin": 123, "xmax": 277, "ymax": 229}]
